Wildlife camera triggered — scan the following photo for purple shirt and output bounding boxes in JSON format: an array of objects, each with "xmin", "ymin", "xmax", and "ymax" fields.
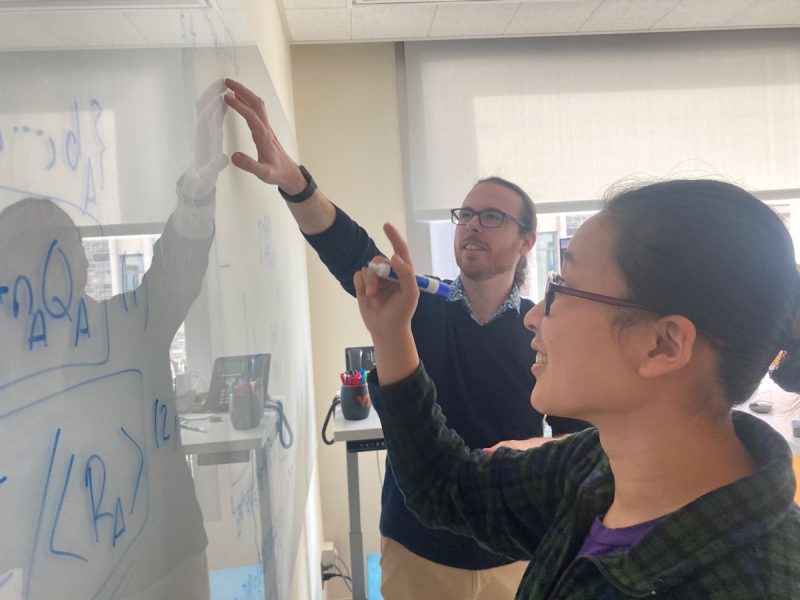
[{"xmin": 578, "ymin": 516, "xmax": 663, "ymax": 557}]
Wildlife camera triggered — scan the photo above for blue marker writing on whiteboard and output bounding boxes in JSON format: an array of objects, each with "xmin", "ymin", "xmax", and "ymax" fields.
[{"xmin": 367, "ymin": 262, "xmax": 451, "ymax": 298}]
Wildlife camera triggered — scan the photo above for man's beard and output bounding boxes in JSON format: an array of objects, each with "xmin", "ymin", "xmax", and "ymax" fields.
[{"xmin": 455, "ymin": 245, "xmax": 519, "ymax": 282}]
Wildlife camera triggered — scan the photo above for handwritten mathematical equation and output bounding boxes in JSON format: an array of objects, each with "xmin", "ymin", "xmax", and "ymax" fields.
[
  {"xmin": 1, "ymin": 387, "xmax": 181, "ymax": 595},
  {"xmin": 0, "ymin": 238, "xmax": 91, "ymax": 351},
  {"xmin": 0, "ymin": 99, "xmax": 106, "ymax": 212},
  {"xmin": 41, "ymin": 426, "xmax": 145, "ymax": 563},
  {"xmin": 0, "ymin": 240, "xmax": 148, "ymax": 357},
  {"xmin": 179, "ymin": 10, "xmax": 240, "ymax": 72},
  {"xmin": 34, "ymin": 398, "xmax": 177, "ymax": 560}
]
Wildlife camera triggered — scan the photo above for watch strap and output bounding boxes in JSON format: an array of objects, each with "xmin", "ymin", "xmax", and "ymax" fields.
[{"xmin": 279, "ymin": 165, "xmax": 317, "ymax": 204}]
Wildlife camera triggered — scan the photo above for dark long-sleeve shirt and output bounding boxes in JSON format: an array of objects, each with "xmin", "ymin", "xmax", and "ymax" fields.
[{"xmin": 371, "ymin": 364, "xmax": 800, "ymax": 599}]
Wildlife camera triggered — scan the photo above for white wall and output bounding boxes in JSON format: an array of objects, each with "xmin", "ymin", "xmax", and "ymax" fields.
[{"xmin": 292, "ymin": 42, "xmax": 407, "ymax": 600}]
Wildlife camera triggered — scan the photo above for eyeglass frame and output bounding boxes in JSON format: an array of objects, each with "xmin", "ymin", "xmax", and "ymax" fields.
[
  {"xmin": 543, "ymin": 272, "xmax": 725, "ymax": 348},
  {"xmin": 450, "ymin": 207, "xmax": 530, "ymax": 230}
]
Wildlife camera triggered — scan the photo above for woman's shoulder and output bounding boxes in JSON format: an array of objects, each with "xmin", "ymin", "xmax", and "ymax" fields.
[{"xmin": 758, "ymin": 504, "xmax": 800, "ymax": 558}]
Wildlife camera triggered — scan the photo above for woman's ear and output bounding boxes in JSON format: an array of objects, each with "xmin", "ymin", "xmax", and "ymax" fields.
[{"xmin": 638, "ymin": 315, "xmax": 697, "ymax": 378}]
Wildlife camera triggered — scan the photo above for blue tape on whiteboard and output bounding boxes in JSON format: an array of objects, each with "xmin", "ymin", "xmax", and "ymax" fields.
[{"xmin": 209, "ymin": 564, "xmax": 264, "ymax": 600}]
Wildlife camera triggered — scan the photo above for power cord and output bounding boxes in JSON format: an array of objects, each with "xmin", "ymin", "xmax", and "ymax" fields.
[
  {"xmin": 264, "ymin": 395, "xmax": 294, "ymax": 449},
  {"xmin": 321, "ymin": 394, "xmax": 340, "ymax": 445},
  {"xmin": 335, "ymin": 553, "xmax": 352, "ymax": 582},
  {"xmin": 322, "ymin": 564, "xmax": 352, "ymax": 592}
]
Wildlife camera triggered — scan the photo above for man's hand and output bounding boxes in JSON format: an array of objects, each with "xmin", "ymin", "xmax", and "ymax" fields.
[
  {"xmin": 224, "ymin": 78, "xmax": 307, "ymax": 194},
  {"xmin": 483, "ymin": 435, "xmax": 568, "ymax": 455},
  {"xmin": 180, "ymin": 79, "xmax": 229, "ymax": 201}
]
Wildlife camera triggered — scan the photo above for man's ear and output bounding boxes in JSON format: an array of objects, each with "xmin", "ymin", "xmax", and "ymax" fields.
[
  {"xmin": 638, "ymin": 315, "xmax": 697, "ymax": 378},
  {"xmin": 519, "ymin": 231, "xmax": 536, "ymax": 255}
]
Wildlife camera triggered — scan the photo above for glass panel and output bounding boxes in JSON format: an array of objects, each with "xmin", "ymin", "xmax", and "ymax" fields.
[{"xmin": 0, "ymin": 6, "xmax": 312, "ymax": 599}]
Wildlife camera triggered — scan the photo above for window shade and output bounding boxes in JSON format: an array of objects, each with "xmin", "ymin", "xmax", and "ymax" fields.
[{"xmin": 403, "ymin": 30, "xmax": 800, "ymax": 219}]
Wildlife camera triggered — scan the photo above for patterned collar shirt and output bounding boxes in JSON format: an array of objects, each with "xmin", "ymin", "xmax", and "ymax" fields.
[{"xmin": 447, "ymin": 276, "xmax": 521, "ymax": 324}]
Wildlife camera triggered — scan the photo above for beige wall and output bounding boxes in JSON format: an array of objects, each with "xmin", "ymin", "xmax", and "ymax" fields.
[{"xmin": 293, "ymin": 42, "xmax": 407, "ymax": 600}]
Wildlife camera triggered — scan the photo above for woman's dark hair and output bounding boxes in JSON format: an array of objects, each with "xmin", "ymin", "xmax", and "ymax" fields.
[
  {"xmin": 477, "ymin": 176, "xmax": 537, "ymax": 288},
  {"xmin": 601, "ymin": 179, "xmax": 799, "ymax": 406}
]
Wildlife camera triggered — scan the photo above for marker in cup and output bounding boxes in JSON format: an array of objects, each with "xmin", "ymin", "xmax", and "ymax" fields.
[{"xmin": 367, "ymin": 261, "xmax": 451, "ymax": 298}]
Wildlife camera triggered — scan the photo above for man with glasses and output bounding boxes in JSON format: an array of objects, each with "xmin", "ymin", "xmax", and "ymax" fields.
[{"xmin": 224, "ymin": 78, "xmax": 588, "ymax": 600}]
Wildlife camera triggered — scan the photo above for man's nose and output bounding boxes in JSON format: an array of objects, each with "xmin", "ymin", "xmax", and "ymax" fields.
[{"xmin": 466, "ymin": 213, "xmax": 482, "ymax": 231}]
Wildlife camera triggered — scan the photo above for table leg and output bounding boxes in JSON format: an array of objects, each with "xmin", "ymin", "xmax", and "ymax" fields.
[
  {"xmin": 256, "ymin": 446, "xmax": 280, "ymax": 600},
  {"xmin": 346, "ymin": 446, "xmax": 366, "ymax": 600}
]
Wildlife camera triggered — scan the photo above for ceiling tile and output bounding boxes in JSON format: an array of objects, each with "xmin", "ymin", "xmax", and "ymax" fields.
[
  {"xmin": 429, "ymin": 3, "xmax": 518, "ymax": 38},
  {"xmin": 0, "ymin": 13, "xmax": 62, "ymax": 50},
  {"xmin": 654, "ymin": 0, "xmax": 760, "ymax": 29},
  {"xmin": 281, "ymin": 0, "xmax": 346, "ymax": 10},
  {"xmin": 351, "ymin": 4, "xmax": 436, "ymax": 40},
  {"xmin": 579, "ymin": 0, "xmax": 681, "ymax": 32},
  {"xmin": 724, "ymin": 0, "xmax": 800, "ymax": 26},
  {"xmin": 505, "ymin": 0, "xmax": 601, "ymax": 36},
  {"xmin": 34, "ymin": 11, "xmax": 148, "ymax": 47},
  {"xmin": 286, "ymin": 8, "xmax": 351, "ymax": 41}
]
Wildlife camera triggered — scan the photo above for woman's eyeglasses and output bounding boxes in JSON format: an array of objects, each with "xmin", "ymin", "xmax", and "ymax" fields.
[
  {"xmin": 450, "ymin": 208, "xmax": 529, "ymax": 230},
  {"xmin": 543, "ymin": 272, "xmax": 725, "ymax": 348},
  {"xmin": 543, "ymin": 272, "xmax": 652, "ymax": 317}
]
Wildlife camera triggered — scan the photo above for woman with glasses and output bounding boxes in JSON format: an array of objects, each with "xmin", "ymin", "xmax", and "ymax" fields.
[{"xmin": 354, "ymin": 179, "xmax": 799, "ymax": 598}]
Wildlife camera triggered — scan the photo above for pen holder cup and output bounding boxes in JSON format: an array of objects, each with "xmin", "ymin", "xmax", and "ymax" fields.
[
  {"xmin": 231, "ymin": 390, "xmax": 263, "ymax": 430},
  {"xmin": 340, "ymin": 384, "xmax": 371, "ymax": 420}
]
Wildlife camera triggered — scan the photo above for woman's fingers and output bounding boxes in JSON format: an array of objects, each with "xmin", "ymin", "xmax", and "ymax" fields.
[
  {"xmin": 383, "ymin": 223, "xmax": 413, "ymax": 267},
  {"xmin": 383, "ymin": 223, "xmax": 418, "ymax": 300},
  {"xmin": 353, "ymin": 268, "xmax": 366, "ymax": 298}
]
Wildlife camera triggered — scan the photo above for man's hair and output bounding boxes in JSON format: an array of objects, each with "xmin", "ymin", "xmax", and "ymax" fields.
[{"xmin": 476, "ymin": 176, "xmax": 536, "ymax": 288}]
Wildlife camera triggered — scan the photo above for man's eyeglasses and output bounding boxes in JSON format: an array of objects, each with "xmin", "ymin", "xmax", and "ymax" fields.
[
  {"xmin": 543, "ymin": 272, "xmax": 725, "ymax": 348},
  {"xmin": 450, "ymin": 208, "xmax": 529, "ymax": 230}
]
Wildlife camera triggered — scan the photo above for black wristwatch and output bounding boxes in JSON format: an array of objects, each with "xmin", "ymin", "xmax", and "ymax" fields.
[{"xmin": 279, "ymin": 165, "xmax": 317, "ymax": 204}]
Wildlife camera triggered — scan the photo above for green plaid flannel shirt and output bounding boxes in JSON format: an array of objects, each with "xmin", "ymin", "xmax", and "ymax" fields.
[{"xmin": 370, "ymin": 364, "xmax": 800, "ymax": 599}]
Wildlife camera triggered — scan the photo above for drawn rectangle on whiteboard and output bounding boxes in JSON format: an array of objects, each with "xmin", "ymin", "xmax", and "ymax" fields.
[
  {"xmin": 0, "ymin": 369, "xmax": 149, "ymax": 600},
  {"xmin": 0, "ymin": 193, "xmax": 114, "ymax": 397}
]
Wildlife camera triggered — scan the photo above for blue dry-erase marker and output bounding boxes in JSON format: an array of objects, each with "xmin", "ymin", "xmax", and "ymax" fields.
[{"xmin": 367, "ymin": 262, "xmax": 451, "ymax": 298}]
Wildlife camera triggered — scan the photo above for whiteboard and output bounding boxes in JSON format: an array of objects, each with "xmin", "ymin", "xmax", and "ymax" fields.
[{"xmin": 0, "ymin": 6, "xmax": 314, "ymax": 600}]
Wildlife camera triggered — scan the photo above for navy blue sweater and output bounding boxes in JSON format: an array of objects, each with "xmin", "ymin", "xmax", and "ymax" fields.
[{"xmin": 305, "ymin": 206, "xmax": 587, "ymax": 569}]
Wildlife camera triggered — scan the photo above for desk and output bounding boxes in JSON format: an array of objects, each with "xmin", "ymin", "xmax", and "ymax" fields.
[
  {"xmin": 333, "ymin": 406, "xmax": 385, "ymax": 600},
  {"xmin": 738, "ymin": 386, "xmax": 800, "ymax": 458},
  {"xmin": 181, "ymin": 411, "xmax": 280, "ymax": 600},
  {"xmin": 738, "ymin": 385, "xmax": 800, "ymax": 503}
]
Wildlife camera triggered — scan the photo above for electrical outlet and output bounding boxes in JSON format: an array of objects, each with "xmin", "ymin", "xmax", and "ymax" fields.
[{"xmin": 321, "ymin": 540, "xmax": 337, "ymax": 568}]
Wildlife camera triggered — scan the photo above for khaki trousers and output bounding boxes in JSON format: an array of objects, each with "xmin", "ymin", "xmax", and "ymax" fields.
[{"xmin": 380, "ymin": 537, "xmax": 527, "ymax": 600}]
